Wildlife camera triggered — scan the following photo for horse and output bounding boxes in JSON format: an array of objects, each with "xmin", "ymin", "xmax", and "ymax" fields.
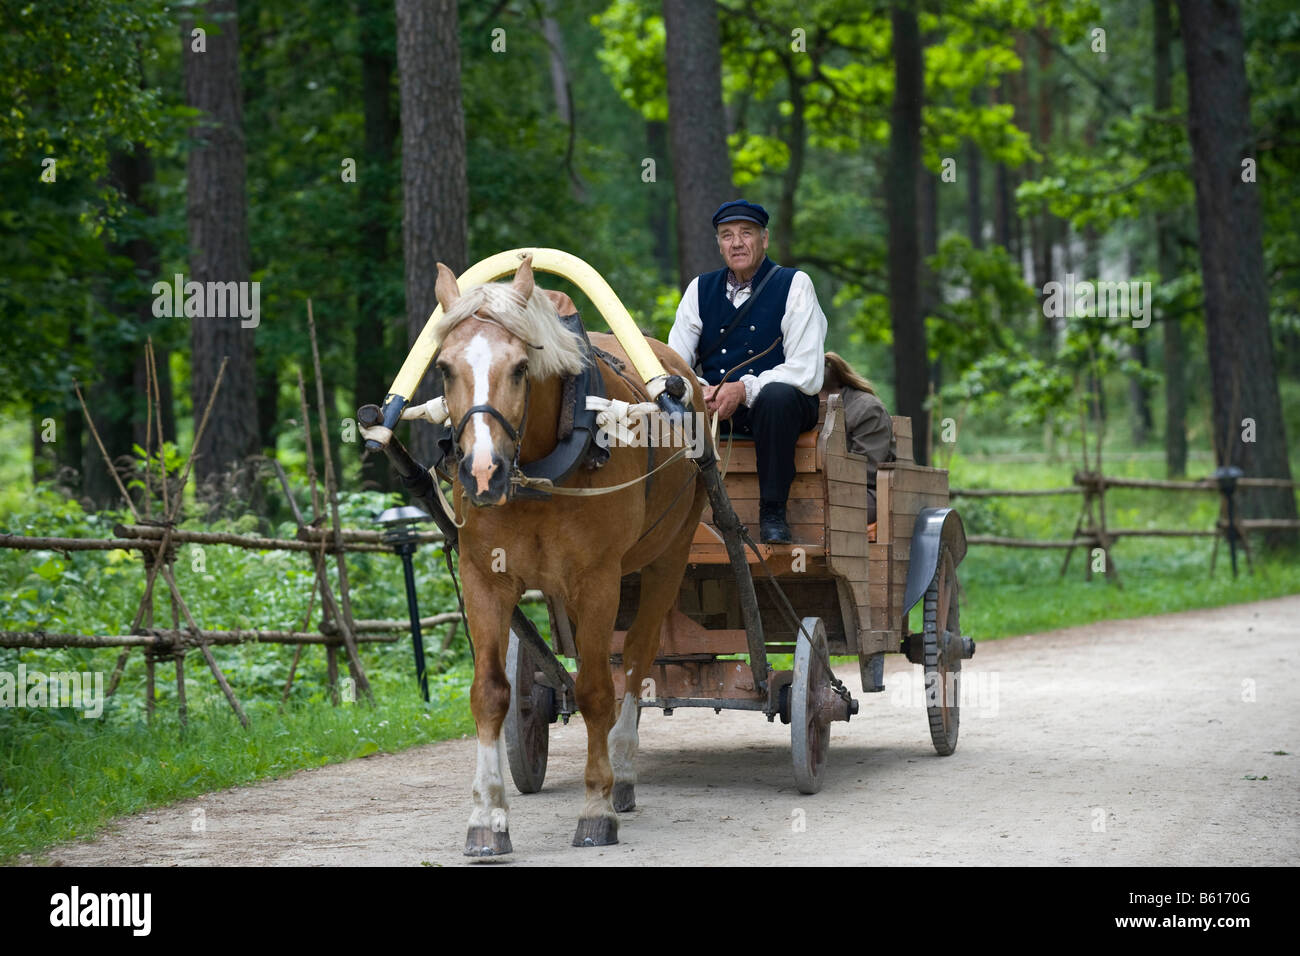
[{"xmin": 430, "ymin": 255, "xmax": 709, "ymax": 855}]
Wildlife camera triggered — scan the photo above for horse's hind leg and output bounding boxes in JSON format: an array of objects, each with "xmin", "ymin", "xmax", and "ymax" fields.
[
  {"xmin": 609, "ymin": 518, "xmax": 699, "ymax": 813},
  {"xmin": 462, "ymin": 567, "xmax": 518, "ymax": 858}
]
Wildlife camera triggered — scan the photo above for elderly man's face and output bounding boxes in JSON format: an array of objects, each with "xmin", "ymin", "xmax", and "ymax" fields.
[{"xmin": 715, "ymin": 221, "xmax": 768, "ymax": 280}]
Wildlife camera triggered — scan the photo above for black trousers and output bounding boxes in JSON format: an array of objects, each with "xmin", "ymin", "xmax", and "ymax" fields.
[{"xmin": 722, "ymin": 383, "xmax": 820, "ymax": 506}]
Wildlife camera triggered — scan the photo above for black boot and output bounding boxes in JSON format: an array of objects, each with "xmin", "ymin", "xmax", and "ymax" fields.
[{"xmin": 759, "ymin": 500, "xmax": 792, "ymax": 544}]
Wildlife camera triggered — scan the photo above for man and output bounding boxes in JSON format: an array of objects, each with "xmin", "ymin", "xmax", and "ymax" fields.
[{"xmin": 668, "ymin": 199, "xmax": 828, "ymax": 543}]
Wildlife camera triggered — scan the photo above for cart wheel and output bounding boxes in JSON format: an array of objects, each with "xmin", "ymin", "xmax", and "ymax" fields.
[
  {"xmin": 923, "ymin": 545, "xmax": 961, "ymax": 756},
  {"xmin": 791, "ymin": 617, "xmax": 831, "ymax": 794},
  {"xmin": 504, "ymin": 628, "xmax": 554, "ymax": 793}
]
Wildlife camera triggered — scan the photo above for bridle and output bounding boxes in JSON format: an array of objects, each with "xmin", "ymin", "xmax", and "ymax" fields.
[
  {"xmin": 450, "ymin": 375, "xmax": 531, "ymax": 489},
  {"xmin": 436, "ymin": 313, "xmax": 541, "ymax": 496}
]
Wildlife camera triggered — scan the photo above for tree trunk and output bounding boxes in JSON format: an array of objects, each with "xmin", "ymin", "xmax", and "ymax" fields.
[
  {"xmin": 887, "ymin": 1, "xmax": 929, "ymax": 465},
  {"xmin": 356, "ymin": 0, "xmax": 398, "ymax": 492},
  {"xmin": 395, "ymin": 0, "xmax": 468, "ymax": 469},
  {"xmin": 1033, "ymin": 32, "xmax": 1056, "ymax": 348},
  {"xmin": 1010, "ymin": 36, "xmax": 1030, "ymax": 274},
  {"xmin": 541, "ymin": 5, "xmax": 571, "ymax": 127},
  {"xmin": 646, "ymin": 119, "xmax": 674, "ymax": 284},
  {"xmin": 1081, "ymin": 226, "xmax": 1105, "ymax": 426},
  {"xmin": 662, "ymin": 0, "xmax": 734, "ymax": 288},
  {"xmin": 1178, "ymin": 0, "xmax": 1297, "ymax": 546},
  {"xmin": 991, "ymin": 77, "xmax": 1019, "ymax": 261},
  {"xmin": 31, "ymin": 408, "xmax": 57, "ymax": 485},
  {"xmin": 966, "ymin": 91, "xmax": 983, "ymax": 249},
  {"xmin": 84, "ymin": 143, "xmax": 169, "ymax": 512},
  {"xmin": 1155, "ymin": 0, "xmax": 1187, "ymax": 477},
  {"xmin": 1125, "ymin": 247, "xmax": 1153, "ymax": 445},
  {"xmin": 184, "ymin": 0, "xmax": 260, "ymax": 501},
  {"xmin": 112, "ymin": 143, "xmax": 176, "ymax": 456},
  {"xmin": 540, "ymin": 3, "xmax": 584, "ymax": 199},
  {"xmin": 59, "ymin": 321, "xmax": 85, "ymax": 490}
]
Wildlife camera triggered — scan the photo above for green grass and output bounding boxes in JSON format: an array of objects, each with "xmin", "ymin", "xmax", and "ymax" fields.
[{"xmin": 0, "ymin": 672, "xmax": 474, "ymax": 863}]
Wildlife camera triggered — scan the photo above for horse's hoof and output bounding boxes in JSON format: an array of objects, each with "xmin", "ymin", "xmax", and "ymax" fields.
[
  {"xmin": 571, "ymin": 816, "xmax": 618, "ymax": 847},
  {"xmin": 464, "ymin": 825, "xmax": 513, "ymax": 858},
  {"xmin": 612, "ymin": 782, "xmax": 636, "ymax": 813}
]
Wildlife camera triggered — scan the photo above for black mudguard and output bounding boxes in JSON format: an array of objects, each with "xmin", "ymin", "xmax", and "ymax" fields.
[{"xmin": 902, "ymin": 507, "xmax": 967, "ymax": 618}]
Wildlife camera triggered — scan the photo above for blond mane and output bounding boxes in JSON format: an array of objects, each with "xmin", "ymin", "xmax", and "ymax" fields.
[{"xmin": 434, "ymin": 282, "xmax": 589, "ymax": 380}]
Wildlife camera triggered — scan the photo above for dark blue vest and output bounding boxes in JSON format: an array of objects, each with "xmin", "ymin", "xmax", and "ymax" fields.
[{"xmin": 695, "ymin": 257, "xmax": 793, "ymax": 387}]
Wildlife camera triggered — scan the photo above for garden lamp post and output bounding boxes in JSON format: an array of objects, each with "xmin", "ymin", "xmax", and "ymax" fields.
[
  {"xmin": 379, "ymin": 505, "xmax": 432, "ymax": 701},
  {"xmin": 1211, "ymin": 465, "xmax": 1245, "ymax": 579}
]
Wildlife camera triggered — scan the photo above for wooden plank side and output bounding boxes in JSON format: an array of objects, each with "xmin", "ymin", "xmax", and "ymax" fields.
[
  {"xmin": 868, "ymin": 558, "xmax": 889, "ymax": 585},
  {"xmin": 723, "ymin": 444, "xmax": 818, "ymax": 474},
  {"xmin": 688, "ymin": 541, "xmax": 827, "ymax": 566},
  {"xmin": 834, "ymin": 577, "xmax": 864, "ymax": 639},
  {"xmin": 725, "ymin": 473, "xmax": 823, "ymax": 500},
  {"xmin": 828, "ymin": 554, "xmax": 868, "ymax": 581},
  {"xmin": 851, "ymin": 580, "xmax": 872, "ymax": 608},
  {"xmin": 817, "ymin": 399, "xmax": 843, "ymax": 471},
  {"xmin": 876, "ymin": 470, "xmax": 892, "ymax": 542},
  {"xmin": 826, "ymin": 454, "xmax": 869, "ymax": 485},
  {"xmin": 884, "ymin": 463, "xmax": 949, "ymax": 496},
  {"xmin": 829, "ymin": 529, "xmax": 870, "ymax": 557},
  {"xmin": 863, "ymin": 630, "xmax": 895, "ymax": 655},
  {"xmin": 696, "ymin": 520, "xmax": 827, "ymax": 544},
  {"xmin": 828, "ymin": 503, "xmax": 867, "ymax": 533},
  {"xmin": 708, "ymin": 497, "xmax": 825, "ymax": 526},
  {"xmin": 892, "ymin": 416, "xmax": 913, "ymax": 462},
  {"xmin": 827, "ymin": 479, "xmax": 868, "ymax": 505}
]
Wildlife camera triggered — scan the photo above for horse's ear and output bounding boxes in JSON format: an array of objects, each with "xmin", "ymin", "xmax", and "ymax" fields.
[
  {"xmin": 512, "ymin": 254, "xmax": 535, "ymax": 301},
  {"xmin": 435, "ymin": 263, "xmax": 460, "ymax": 312}
]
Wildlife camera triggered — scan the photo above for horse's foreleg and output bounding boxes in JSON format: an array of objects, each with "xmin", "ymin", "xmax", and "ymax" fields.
[
  {"xmin": 462, "ymin": 565, "xmax": 519, "ymax": 858},
  {"xmin": 610, "ymin": 521, "xmax": 698, "ymax": 813},
  {"xmin": 570, "ymin": 575, "xmax": 623, "ymax": 847}
]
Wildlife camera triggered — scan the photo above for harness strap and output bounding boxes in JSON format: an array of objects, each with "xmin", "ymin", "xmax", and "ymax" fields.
[{"xmin": 511, "ymin": 446, "xmax": 689, "ymax": 496}]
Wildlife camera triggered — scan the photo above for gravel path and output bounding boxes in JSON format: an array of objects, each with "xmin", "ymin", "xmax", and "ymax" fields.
[{"xmin": 39, "ymin": 595, "xmax": 1299, "ymax": 866}]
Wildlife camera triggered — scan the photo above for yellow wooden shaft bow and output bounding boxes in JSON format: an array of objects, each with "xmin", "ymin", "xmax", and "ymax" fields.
[{"xmin": 379, "ymin": 248, "xmax": 670, "ymax": 431}]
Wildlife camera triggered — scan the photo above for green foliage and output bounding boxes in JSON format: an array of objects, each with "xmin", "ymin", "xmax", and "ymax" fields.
[
  {"xmin": 591, "ymin": 0, "xmax": 668, "ymax": 121},
  {"xmin": 0, "ymin": 0, "xmax": 193, "ymax": 416},
  {"xmin": 928, "ymin": 235, "xmax": 1037, "ymax": 361},
  {"xmin": 1016, "ymin": 107, "xmax": 1193, "ymax": 229}
]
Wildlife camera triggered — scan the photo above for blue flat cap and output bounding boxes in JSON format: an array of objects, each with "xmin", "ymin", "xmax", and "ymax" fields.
[{"xmin": 712, "ymin": 199, "xmax": 769, "ymax": 228}]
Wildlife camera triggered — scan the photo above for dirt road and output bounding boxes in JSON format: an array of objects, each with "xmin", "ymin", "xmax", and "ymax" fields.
[{"xmin": 40, "ymin": 596, "xmax": 1299, "ymax": 866}]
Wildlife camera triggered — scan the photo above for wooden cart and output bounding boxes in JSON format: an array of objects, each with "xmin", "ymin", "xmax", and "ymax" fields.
[{"xmin": 503, "ymin": 394, "xmax": 972, "ymax": 795}]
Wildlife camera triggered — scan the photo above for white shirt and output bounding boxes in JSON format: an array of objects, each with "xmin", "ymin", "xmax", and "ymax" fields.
[{"xmin": 668, "ymin": 267, "xmax": 828, "ymax": 408}]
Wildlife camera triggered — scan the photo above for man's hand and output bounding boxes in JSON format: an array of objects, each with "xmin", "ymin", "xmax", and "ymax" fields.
[{"xmin": 704, "ymin": 381, "xmax": 746, "ymax": 420}]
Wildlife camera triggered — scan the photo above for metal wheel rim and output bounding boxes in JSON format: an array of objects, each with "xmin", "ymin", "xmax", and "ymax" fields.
[
  {"xmin": 923, "ymin": 547, "xmax": 960, "ymax": 756},
  {"xmin": 791, "ymin": 617, "xmax": 830, "ymax": 794}
]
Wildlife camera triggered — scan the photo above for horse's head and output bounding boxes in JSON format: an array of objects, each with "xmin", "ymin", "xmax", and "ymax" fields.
[{"xmin": 432, "ymin": 255, "xmax": 587, "ymax": 507}]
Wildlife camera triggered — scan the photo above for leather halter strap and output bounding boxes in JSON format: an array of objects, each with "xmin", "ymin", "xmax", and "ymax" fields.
[
  {"xmin": 436, "ymin": 310, "xmax": 539, "ymax": 469},
  {"xmin": 453, "ymin": 401, "xmax": 521, "ymax": 444}
]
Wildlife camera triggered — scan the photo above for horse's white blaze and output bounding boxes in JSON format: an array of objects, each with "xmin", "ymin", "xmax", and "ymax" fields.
[
  {"xmin": 607, "ymin": 692, "xmax": 639, "ymax": 786},
  {"xmin": 465, "ymin": 333, "xmax": 497, "ymax": 483},
  {"xmin": 468, "ymin": 737, "xmax": 509, "ymax": 831}
]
